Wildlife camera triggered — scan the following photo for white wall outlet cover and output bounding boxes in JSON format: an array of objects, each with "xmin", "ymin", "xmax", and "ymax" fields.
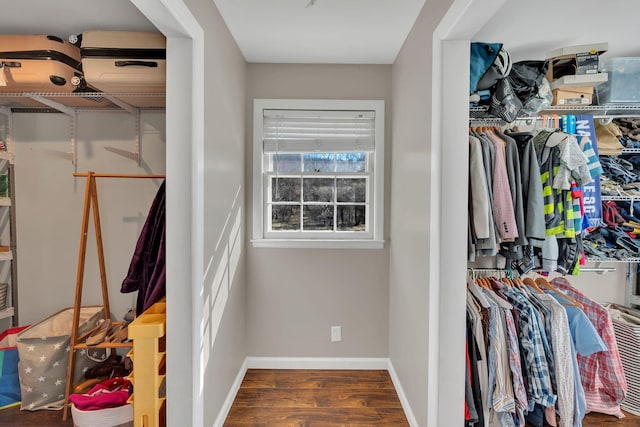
[{"xmin": 331, "ymin": 326, "xmax": 342, "ymax": 342}]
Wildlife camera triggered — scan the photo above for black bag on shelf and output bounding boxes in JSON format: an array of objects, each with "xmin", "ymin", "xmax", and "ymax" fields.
[{"xmin": 508, "ymin": 60, "xmax": 549, "ymax": 104}]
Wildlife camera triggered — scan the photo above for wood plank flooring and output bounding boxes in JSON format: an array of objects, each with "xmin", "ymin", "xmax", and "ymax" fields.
[
  {"xmin": 0, "ymin": 369, "xmax": 639, "ymax": 426},
  {"xmin": 224, "ymin": 369, "xmax": 409, "ymax": 426},
  {"xmin": 224, "ymin": 369, "xmax": 640, "ymax": 426},
  {"xmin": 0, "ymin": 405, "xmax": 72, "ymax": 427}
]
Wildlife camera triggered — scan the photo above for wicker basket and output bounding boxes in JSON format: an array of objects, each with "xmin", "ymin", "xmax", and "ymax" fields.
[
  {"xmin": 0, "ymin": 283, "xmax": 8, "ymax": 310},
  {"xmin": 71, "ymin": 403, "xmax": 133, "ymax": 427}
]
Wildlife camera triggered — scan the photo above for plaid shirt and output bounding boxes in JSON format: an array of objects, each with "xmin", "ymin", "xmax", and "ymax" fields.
[
  {"xmin": 494, "ymin": 282, "xmax": 557, "ymax": 409},
  {"xmin": 502, "ymin": 307, "xmax": 528, "ymax": 427},
  {"xmin": 550, "ymin": 277, "xmax": 627, "ymax": 407}
]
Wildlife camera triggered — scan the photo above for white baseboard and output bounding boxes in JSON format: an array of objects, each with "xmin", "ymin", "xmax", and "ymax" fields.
[
  {"xmin": 245, "ymin": 356, "xmax": 390, "ymax": 370},
  {"xmin": 214, "ymin": 357, "xmax": 416, "ymax": 427},
  {"xmin": 387, "ymin": 360, "xmax": 418, "ymax": 427},
  {"xmin": 212, "ymin": 358, "xmax": 248, "ymax": 427}
]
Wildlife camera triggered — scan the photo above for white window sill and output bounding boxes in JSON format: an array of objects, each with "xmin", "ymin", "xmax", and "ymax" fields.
[{"xmin": 251, "ymin": 239, "xmax": 385, "ymax": 249}]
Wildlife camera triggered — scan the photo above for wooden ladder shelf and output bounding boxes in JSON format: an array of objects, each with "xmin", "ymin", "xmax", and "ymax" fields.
[{"xmin": 62, "ymin": 171, "xmax": 165, "ymax": 421}]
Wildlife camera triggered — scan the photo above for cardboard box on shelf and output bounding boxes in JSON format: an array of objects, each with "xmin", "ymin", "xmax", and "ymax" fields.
[
  {"xmin": 546, "ymin": 42, "xmax": 608, "ymax": 82},
  {"xmin": 552, "ymin": 86, "xmax": 593, "ymax": 106}
]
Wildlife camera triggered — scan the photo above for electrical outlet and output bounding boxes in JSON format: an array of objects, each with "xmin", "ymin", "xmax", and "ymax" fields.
[{"xmin": 331, "ymin": 326, "xmax": 342, "ymax": 342}]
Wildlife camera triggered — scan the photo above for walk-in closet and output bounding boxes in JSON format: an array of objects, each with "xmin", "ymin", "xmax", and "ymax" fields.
[
  {"xmin": 1, "ymin": 1, "xmax": 640, "ymax": 427},
  {"xmin": 449, "ymin": 0, "xmax": 640, "ymax": 426}
]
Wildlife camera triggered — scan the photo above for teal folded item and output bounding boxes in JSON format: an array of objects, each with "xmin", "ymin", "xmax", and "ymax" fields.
[{"xmin": 0, "ymin": 347, "xmax": 21, "ymax": 409}]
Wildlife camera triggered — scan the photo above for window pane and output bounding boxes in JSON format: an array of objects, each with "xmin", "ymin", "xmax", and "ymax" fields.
[
  {"xmin": 303, "ymin": 205, "xmax": 334, "ymax": 230},
  {"xmin": 336, "ymin": 178, "xmax": 366, "ymax": 203},
  {"xmin": 271, "ymin": 177, "xmax": 301, "ymax": 202},
  {"xmin": 271, "ymin": 205, "xmax": 300, "ymax": 230},
  {"xmin": 303, "ymin": 178, "xmax": 334, "ymax": 202},
  {"xmin": 337, "ymin": 205, "xmax": 366, "ymax": 231},
  {"xmin": 271, "ymin": 154, "xmax": 301, "ymax": 172},
  {"xmin": 336, "ymin": 152, "xmax": 367, "ymax": 172},
  {"xmin": 303, "ymin": 153, "xmax": 334, "ymax": 172}
]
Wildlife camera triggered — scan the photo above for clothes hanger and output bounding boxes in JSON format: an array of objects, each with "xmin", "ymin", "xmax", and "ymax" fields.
[
  {"xmin": 534, "ymin": 277, "xmax": 584, "ymax": 309},
  {"xmin": 500, "ymin": 277, "xmax": 514, "ymax": 288},
  {"xmin": 478, "ymin": 277, "xmax": 493, "ymax": 290},
  {"xmin": 513, "ymin": 277, "xmax": 525, "ymax": 290},
  {"xmin": 466, "ymin": 276, "xmax": 490, "ymax": 308},
  {"xmin": 522, "ymin": 277, "xmax": 543, "ymax": 293}
]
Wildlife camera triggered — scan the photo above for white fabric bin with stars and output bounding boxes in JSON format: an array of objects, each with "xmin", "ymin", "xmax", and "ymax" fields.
[{"xmin": 16, "ymin": 306, "xmax": 107, "ymax": 410}]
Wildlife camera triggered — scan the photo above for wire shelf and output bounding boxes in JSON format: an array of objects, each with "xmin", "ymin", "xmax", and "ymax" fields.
[
  {"xmin": 585, "ymin": 257, "xmax": 640, "ymax": 263},
  {"xmin": 469, "ymin": 104, "xmax": 640, "ymax": 122}
]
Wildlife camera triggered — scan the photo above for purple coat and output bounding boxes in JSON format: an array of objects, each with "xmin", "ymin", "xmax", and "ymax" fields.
[{"xmin": 121, "ymin": 180, "xmax": 165, "ymax": 315}]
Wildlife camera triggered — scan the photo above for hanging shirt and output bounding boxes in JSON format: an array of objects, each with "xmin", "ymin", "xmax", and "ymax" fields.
[
  {"xmin": 500, "ymin": 131, "xmax": 528, "ymax": 248},
  {"xmin": 470, "ymin": 135, "xmax": 492, "ymax": 240},
  {"xmin": 467, "ymin": 291, "xmax": 489, "ymax": 427},
  {"xmin": 485, "ymin": 131, "xmax": 519, "ymax": 242},
  {"xmin": 466, "ymin": 332, "xmax": 480, "ymax": 425},
  {"xmin": 492, "ymin": 280, "xmax": 557, "ymax": 410},
  {"xmin": 507, "ymin": 131, "xmax": 546, "ymax": 247},
  {"xmin": 551, "ymin": 133, "xmax": 593, "ymax": 191},
  {"xmin": 534, "ymin": 293, "xmax": 576, "ymax": 427},
  {"xmin": 484, "ymin": 289, "xmax": 527, "ymax": 427},
  {"xmin": 483, "ymin": 295, "xmax": 516, "ymax": 427},
  {"xmin": 550, "ymin": 277, "xmax": 628, "ymax": 414},
  {"xmin": 475, "ymin": 133, "xmax": 499, "ymax": 255}
]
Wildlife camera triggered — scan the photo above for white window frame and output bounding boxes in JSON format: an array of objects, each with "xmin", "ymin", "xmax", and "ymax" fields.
[{"xmin": 252, "ymin": 99, "xmax": 385, "ymax": 249}]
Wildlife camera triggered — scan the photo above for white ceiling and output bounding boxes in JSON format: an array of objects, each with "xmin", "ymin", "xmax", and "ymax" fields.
[
  {"xmin": 212, "ymin": 0, "xmax": 427, "ymax": 64},
  {"xmin": 475, "ymin": 0, "xmax": 640, "ymax": 62},
  {"xmin": 0, "ymin": 0, "xmax": 638, "ymax": 66},
  {"xmin": 0, "ymin": 0, "xmax": 157, "ymax": 38}
]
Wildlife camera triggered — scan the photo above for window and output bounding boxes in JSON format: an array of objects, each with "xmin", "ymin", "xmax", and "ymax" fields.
[{"xmin": 252, "ymin": 99, "xmax": 385, "ymax": 249}]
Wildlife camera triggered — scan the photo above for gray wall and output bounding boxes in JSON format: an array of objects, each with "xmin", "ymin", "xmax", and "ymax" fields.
[
  {"xmin": 246, "ymin": 64, "xmax": 391, "ymax": 358},
  {"xmin": 183, "ymin": 0, "xmax": 248, "ymax": 425},
  {"xmin": 389, "ymin": 1, "xmax": 455, "ymax": 425},
  {"xmin": 12, "ymin": 111, "xmax": 165, "ymax": 326}
]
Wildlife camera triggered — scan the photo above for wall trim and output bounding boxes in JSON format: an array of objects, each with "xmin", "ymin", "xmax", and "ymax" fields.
[
  {"xmin": 387, "ymin": 359, "xmax": 418, "ymax": 427},
  {"xmin": 215, "ymin": 358, "xmax": 417, "ymax": 426},
  {"xmin": 245, "ymin": 356, "xmax": 390, "ymax": 370},
  {"xmin": 213, "ymin": 358, "xmax": 248, "ymax": 427}
]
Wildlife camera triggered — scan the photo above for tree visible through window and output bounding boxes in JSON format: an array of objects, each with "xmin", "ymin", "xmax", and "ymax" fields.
[
  {"xmin": 268, "ymin": 153, "xmax": 368, "ymax": 233},
  {"xmin": 253, "ymin": 99, "xmax": 384, "ymax": 248}
]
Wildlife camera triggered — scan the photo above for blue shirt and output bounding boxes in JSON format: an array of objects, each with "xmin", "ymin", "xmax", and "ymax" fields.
[{"xmin": 548, "ymin": 294, "xmax": 607, "ymax": 356}]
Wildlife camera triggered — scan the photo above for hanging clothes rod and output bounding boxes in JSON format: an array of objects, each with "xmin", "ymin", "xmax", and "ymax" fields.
[
  {"xmin": 467, "ymin": 267, "xmax": 514, "ymax": 279},
  {"xmin": 73, "ymin": 172, "xmax": 165, "ymax": 179}
]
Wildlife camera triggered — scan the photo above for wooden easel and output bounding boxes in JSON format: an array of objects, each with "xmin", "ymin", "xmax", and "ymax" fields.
[{"xmin": 62, "ymin": 171, "xmax": 165, "ymax": 420}]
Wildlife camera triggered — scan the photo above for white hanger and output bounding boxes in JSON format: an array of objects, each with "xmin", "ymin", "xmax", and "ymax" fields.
[{"xmin": 466, "ymin": 276, "xmax": 490, "ymax": 308}]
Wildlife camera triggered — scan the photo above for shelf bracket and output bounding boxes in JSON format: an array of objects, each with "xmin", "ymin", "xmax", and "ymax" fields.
[
  {"xmin": 103, "ymin": 96, "xmax": 141, "ymax": 165},
  {"xmin": 27, "ymin": 95, "xmax": 77, "ymax": 165},
  {"xmin": 103, "ymin": 95, "xmax": 136, "ymax": 115}
]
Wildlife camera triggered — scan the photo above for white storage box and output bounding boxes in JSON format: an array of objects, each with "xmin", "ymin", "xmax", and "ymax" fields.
[
  {"xmin": 71, "ymin": 403, "xmax": 133, "ymax": 427},
  {"xmin": 597, "ymin": 57, "xmax": 640, "ymax": 104}
]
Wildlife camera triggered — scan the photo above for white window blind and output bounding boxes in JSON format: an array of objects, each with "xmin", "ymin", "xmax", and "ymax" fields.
[{"xmin": 263, "ymin": 109, "xmax": 375, "ymax": 153}]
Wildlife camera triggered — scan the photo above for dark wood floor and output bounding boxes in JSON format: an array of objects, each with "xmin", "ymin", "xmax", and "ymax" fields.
[
  {"xmin": 0, "ymin": 369, "xmax": 638, "ymax": 426},
  {"xmin": 0, "ymin": 404, "xmax": 73, "ymax": 427},
  {"xmin": 224, "ymin": 369, "xmax": 409, "ymax": 426}
]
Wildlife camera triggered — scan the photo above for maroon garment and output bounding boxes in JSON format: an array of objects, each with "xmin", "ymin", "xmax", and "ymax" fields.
[{"xmin": 121, "ymin": 180, "xmax": 165, "ymax": 314}]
